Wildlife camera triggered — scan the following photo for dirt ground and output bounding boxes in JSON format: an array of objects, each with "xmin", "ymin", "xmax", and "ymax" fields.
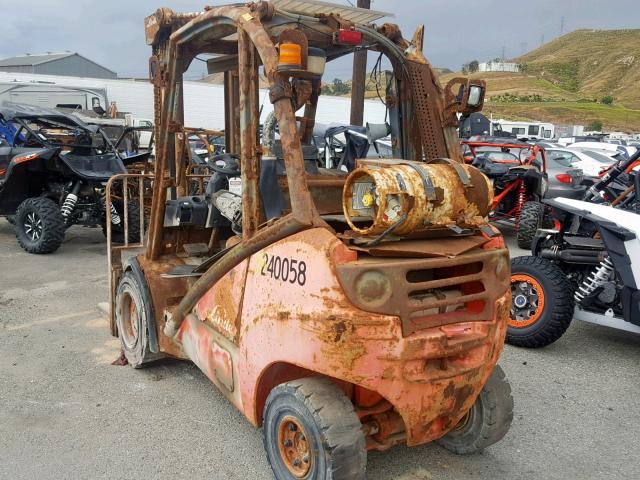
[{"xmin": 1, "ymin": 218, "xmax": 638, "ymax": 480}]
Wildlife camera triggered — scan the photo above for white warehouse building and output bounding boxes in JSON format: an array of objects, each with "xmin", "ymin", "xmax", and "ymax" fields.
[
  {"xmin": 478, "ymin": 61, "xmax": 520, "ymax": 73},
  {"xmin": 0, "ymin": 72, "xmax": 387, "ymax": 130}
]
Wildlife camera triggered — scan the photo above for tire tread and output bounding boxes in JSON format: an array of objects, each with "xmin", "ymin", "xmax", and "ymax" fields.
[
  {"xmin": 508, "ymin": 256, "xmax": 574, "ymax": 348},
  {"xmin": 264, "ymin": 377, "xmax": 366, "ymax": 480},
  {"xmin": 15, "ymin": 197, "xmax": 65, "ymax": 254},
  {"xmin": 517, "ymin": 201, "xmax": 544, "ymax": 249},
  {"xmin": 436, "ymin": 365, "xmax": 513, "ymax": 454}
]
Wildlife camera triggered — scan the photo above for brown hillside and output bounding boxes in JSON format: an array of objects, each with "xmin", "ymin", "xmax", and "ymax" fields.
[{"xmin": 516, "ymin": 29, "xmax": 640, "ymax": 108}]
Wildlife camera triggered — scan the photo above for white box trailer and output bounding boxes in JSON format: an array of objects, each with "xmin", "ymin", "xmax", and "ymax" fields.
[
  {"xmin": 0, "ymin": 79, "xmax": 108, "ymax": 112},
  {"xmin": 494, "ymin": 119, "xmax": 555, "ymax": 140}
]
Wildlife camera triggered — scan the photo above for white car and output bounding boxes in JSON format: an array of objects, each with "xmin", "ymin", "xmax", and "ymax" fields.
[
  {"xmin": 546, "ymin": 147, "xmax": 615, "ymax": 178},
  {"xmin": 570, "ymin": 141, "xmax": 637, "ymax": 158}
]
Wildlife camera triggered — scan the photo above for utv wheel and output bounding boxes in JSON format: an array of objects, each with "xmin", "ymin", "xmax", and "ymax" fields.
[
  {"xmin": 115, "ymin": 269, "xmax": 160, "ymax": 368},
  {"xmin": 436, "ymin": 364, "xmax": 513, "ymax": 455},
  {"xmin": 263, "ymin": 377, "xmax": 366, "ymax": 480},
  {"xmin": 103, "ymin": 200, "xmax": 141, "ymax": 244},
  {"xmin": 508, "ymin": 256, "xmax": 575, "ymax": 348},
  {"xmin": 516, "ymin": 201, "xmax": 544, "ymax": 250},
  {"xmin": 14, "ymin": 197, "xmax": 65, "ymax": 254}
]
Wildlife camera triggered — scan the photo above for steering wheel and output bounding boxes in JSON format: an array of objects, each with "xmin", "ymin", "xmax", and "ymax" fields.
[{"xmin": 207, "ymin": 153, "xmax": 241, "ymax": 175}]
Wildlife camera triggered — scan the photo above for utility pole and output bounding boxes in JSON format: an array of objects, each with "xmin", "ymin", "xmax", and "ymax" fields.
[
  {"xmin": 520, "ymin": 42, "xmax": 527, "ymax": 55},
  {"xmin": 560, "ymin": 16, "xmax": 565, "ymax": 35},
  {"xmin": 540, "ymin": 34, "xmax": 545, "ymax": 47},
  {"xmin": 350, "ymin": 0, "xmax": 370, "ymax": 126},
  {"xmin": 501, "ymin": 45, "xmax": 506, "ymax": 61}
]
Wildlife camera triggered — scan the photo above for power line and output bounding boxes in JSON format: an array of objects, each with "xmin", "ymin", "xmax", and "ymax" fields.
[{"xmin": 520, "ymin": 42, "xmax": 528, "ymax": 55}]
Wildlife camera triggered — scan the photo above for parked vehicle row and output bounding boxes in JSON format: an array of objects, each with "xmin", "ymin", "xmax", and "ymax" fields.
[
  {"xmin": 508, "ymin": 148, "xmax": 640, "ymax": 347},
  {"xmin": 0, "ymin": 103, "xmax": 141, "ymax": 253},
  {"xmin": 460, "ymin": 134, "xmax": 640, "ymax": 251}
]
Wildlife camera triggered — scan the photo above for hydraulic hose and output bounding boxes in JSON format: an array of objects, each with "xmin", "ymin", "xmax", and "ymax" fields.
[{"xmin": 164, "ymin": 214, "xmax": 309, "ymax": 338}]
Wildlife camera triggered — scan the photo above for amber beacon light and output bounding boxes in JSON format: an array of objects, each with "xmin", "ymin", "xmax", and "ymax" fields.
[{"xmin": 278, "ymin": 42, "xmax": 302, "ymax": 71}]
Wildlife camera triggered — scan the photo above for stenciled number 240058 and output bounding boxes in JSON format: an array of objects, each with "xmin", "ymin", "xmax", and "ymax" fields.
[{"xmin": 260, "ymin": 253, "xmax": 307, "ymax": 286}]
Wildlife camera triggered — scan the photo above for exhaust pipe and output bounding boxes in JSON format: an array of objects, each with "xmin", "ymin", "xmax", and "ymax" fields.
[{"xmin": 540, "ymin": 248, "xmax": 605, "ymax": 265}]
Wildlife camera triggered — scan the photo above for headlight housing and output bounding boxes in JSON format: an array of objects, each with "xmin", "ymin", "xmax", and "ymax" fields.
[{"xmin": 353, "ymin": 270, "xmax": 393, "ymax": 308}]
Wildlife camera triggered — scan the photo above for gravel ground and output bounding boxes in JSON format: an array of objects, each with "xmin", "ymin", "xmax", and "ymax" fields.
[{"xmin": 1, "ymin": 218, "xmax": 638, "ymax": 480}]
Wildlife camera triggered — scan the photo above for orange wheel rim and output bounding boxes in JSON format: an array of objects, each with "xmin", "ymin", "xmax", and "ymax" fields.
[
  {"xmin": 509, "ymin": 274, "xmax": 545, "ymax": 328},
  {"xmin": 277, "ymin": 416, "xmax": 312, "ymax": 478},
  {"xmin": 119, "ymin": 293, "xmax": 139, "ymax": 349}
]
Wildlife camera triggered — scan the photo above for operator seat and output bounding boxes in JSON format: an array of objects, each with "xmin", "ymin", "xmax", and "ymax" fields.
[{"xmin": 472, "ymin": 156, "xmax": 510, "ymax": 178}]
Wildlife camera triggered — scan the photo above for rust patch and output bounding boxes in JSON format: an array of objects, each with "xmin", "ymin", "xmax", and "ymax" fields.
[
  {"xmin": 443, "ymin": 381, "xmax": 455, "ymax": 399},
  {"xmin": 334, "ymin": 321, "xmax": 347, "ymax": 342},
  {"xmin": 382, "ymin": 366, "xmax": 396, "ymax": 380},
  {"xmin": 451, "ymin": 384, "xmax": 474, "ymax": 413}
]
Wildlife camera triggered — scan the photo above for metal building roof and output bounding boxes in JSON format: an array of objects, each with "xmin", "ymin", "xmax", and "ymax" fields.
[
  {"xmin": 0, "ymin": 53, "xmax": 75, "ymax": 67},
  {"xmin": 271, "ymin": 0, "xmax": 392, "ymax": 23},
  {"xmin": 0, "ymin": 52, "xmax": 117, "ymax": 75}
]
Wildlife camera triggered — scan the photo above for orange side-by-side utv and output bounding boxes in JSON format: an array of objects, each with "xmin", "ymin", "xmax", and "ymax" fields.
[{"xmin": 106, "ymin": 2, "xmax": 513, "ymax": 478}]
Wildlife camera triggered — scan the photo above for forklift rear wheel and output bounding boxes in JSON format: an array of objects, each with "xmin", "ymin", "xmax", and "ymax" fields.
[
  {"xmin": 436, "ymin": 364, "xmax": 513, "ymax": 454},
  {"xmin": 508, "ymin": 256, "xmax": 574, "ymax": 348},
  {"xmin": 115, "ymin": 270, "xmax": 158, "ymax": 368},
  {"xmin": 516, "ymin": 201, "xmax": 544, "ymax": 250},
  {"xmin": 263, "ymin": 377, "xmax": 366, "ymax": 480},
  {"xmin": 14, "ymin": 197, "xmax": 66, "ymax": 254}
]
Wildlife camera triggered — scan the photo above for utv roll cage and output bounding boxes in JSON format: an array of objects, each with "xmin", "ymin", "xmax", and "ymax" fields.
[{"xmin": 0, "ymin": 103, "xmax": 118, "ymax": 155}]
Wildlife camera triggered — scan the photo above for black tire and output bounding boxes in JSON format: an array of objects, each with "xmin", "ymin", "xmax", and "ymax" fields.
[
  {"xmin": 517, "ymin": 201, "xmax": 544, "ymax": 250},
  {"xmin": 103, "ymin": 200, "xmax": 141, "ymax": 244},
  {"xmin": 14, "ymin": 197, "xmax": 65, "ymax": 254},
  {"xmin": 508, "ymin": 256, "xmax": 575, "ymax": 348},
  {"xmin": 115, "ymin": 269, "xmax": 160, "ymax": 368},
  {"xmin": 263, "ymin": 377, "xmax": 366, "ymax": 480},
  {"xmin": 436, "ymin": 364, "xmax": 513, "ymax": 454}
]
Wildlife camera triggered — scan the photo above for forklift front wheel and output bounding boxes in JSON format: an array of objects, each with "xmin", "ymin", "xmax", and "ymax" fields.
[
  {"xmin": 263, "ymin": 377, "xmax": 366, "ymax": 480},
  {"xmin": 115, "ymin": 270, "xmax": 158, "ymax": 368},
  {"xmin": 436, "ymin": 364, "xmax": 513, "ymax": 455}
]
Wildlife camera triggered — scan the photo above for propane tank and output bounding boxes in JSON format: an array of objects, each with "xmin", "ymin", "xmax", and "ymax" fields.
[{"xmin": 342, "ymin": 160, "xmax": 492, "ymax": 236}]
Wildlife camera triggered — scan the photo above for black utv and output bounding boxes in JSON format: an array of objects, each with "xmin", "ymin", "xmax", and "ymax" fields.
[{"xmin": 0, "ymin": 104, "xmax": 141, "ymax": 254}]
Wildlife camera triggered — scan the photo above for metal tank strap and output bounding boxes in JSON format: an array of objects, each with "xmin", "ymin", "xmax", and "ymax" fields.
[
  {"xmin": 428, "ymin": 158, "xmax": 471, "ymax": 187},
  {"xmin": 399, "ymin": 162, "xmax": 437, "ymax": 202}
]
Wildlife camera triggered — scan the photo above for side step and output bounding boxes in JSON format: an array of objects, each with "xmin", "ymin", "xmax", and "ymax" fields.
[
  {"xmin": 574, "ymin": 308, "xmax": 640, "ymax": 334},
  {"xmin": 161, "ymin": 264, "xmax": 204, "ymax": 278}
]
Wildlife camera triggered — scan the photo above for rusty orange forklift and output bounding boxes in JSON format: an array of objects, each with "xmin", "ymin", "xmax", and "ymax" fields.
[{"xmin": 106, "ymin": 2, "xmax": 513, "ymax": 478}]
